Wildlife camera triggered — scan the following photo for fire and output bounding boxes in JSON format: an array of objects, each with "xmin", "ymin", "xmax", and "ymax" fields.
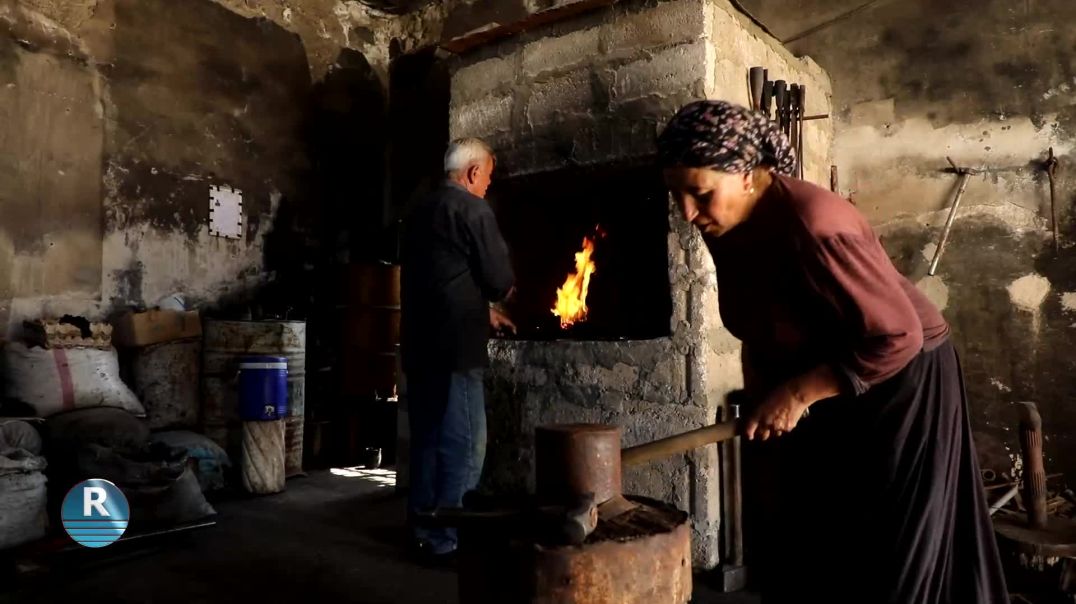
[{"xmin": 552, "ymin": 229, "xmax": 602, "ymax": 329}]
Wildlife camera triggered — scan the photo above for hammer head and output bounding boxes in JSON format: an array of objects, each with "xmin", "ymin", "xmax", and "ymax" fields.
[{"xmin": 941, "ymin": 156, "xmax": 979, "ymax": 176}]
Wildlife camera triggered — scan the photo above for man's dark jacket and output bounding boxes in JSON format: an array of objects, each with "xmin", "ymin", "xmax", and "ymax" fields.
[{"xmin": 400, "ymin": 182, "xmax": 514, "ymax": 374}]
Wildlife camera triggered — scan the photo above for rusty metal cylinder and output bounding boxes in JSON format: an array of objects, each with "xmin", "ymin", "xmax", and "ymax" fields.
[
  {"xmin": 535, "ymin": 424, "xmax": 621, "ymax": 505},
  {"xmin": 458, "ymin": 497, "xmax": 692, "ymax": 604},
  {"xmin": 1018, "ymin": 402, "xmax": 1047, "ymax": 529}
]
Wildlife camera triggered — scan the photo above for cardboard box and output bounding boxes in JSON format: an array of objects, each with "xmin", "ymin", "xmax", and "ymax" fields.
[{"xmin": 113, "ymin": 310, "xmax": 202, "ymax": 348}]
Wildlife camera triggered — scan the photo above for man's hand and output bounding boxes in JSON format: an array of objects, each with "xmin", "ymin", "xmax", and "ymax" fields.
[
  {"xmin": 489, "ymin": 307, "xmax": 517, "ymax": 335},
  {"xmin": 743, "ymin": 384, "xmax": 809, "ymax": 441}
]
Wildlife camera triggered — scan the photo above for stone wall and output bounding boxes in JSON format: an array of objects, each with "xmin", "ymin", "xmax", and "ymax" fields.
[
  {"xmin": 449, "ymin": 0, "xmax": 834, "ymax": 569},
  {"xmin": 449, "ymin": 0, "xmax": 833, "ymax": 182}
]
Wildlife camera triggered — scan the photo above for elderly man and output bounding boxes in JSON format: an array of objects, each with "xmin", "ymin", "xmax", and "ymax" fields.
[{"xmin": 400, "ymin": 137, "xmax": 516, "ymax": 563}]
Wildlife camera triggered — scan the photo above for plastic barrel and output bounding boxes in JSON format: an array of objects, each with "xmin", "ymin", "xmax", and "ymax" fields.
[{"xmin": 238, "ymin": 356, "xmax": 289, "ymax": 421}]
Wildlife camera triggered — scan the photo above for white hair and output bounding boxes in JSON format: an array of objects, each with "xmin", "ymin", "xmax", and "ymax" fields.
[{"xmin": 444, "ymin": 138, "xmax": 494, "ymax": 176}]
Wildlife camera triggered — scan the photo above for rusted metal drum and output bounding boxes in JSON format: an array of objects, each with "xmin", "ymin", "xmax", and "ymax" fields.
[
  {"xmin": 458, "ymin": 496, "xmax": 692, "ymax": 604},
  {"xmin": 535, "ymin": 424, "xmax": 622, "ymax": 505},
  {"xmin": 203, "ymin": 320, "xmax": 306, "ymax": 477},
  {"xmin": 345, "ymin": 262, "xmax": 400, "ymax": 306},
  {"xmin": 340, "ymin": 262, "xmax": 400, "ymax": 400}
]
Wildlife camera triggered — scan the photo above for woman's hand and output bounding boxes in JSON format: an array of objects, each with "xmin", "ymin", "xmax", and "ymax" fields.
[
  {"xmin": 744, "ymin": 384, "xmax": 809, "ymax": 441},
  {"xmin": 743, "ymin": 365, "xmax": 841, "ymax": 441}
]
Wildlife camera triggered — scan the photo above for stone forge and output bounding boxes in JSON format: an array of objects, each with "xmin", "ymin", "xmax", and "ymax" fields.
[{"xmin": 448, "ymin": 0, "xmax": 834, "ymax": 568}]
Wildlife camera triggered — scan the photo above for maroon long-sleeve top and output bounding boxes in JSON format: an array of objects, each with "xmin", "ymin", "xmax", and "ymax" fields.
[{"xmin": 706, "ymin": 175, "xmax": 949, "ymax": 396}]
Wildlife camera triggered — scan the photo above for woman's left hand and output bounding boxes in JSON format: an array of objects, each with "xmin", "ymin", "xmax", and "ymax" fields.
[{"xmin": 744, "ymin": 384, "xmax": 810, "ymax": 441}]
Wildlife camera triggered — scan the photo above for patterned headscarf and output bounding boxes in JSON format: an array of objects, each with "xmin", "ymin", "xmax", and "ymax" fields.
[{"xmin": 656, "ymin": 100, "xmax": 796, "ymax": 176}]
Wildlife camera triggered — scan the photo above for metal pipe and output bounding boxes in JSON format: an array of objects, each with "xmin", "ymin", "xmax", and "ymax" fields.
[
  {"xmin": 989, "ymin": 485, "xmax": 1019, "ymax": 516},
  {"xmin": 1046, "ymin": 148, "xmax": 1060, "ymax": 255}
]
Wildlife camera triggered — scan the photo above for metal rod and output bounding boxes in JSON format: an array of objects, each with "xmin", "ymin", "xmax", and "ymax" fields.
[
  {"xmin": 989, "ymin": 485, "xmax": 1019, "ymax": 516},
  {"xmin": 798, "ymin": 85, "xmax": 806, "ymax": 179},
  {"xmin": 928, "ymin": 158, "xmax": 976, "ymax": 276},
  {"xmin": 1046, "ymin": 148, "xmax": 1060, "ymax": 255},
  {"xmin": 802, "ymin": 114, "xmax": 830, "ymax": 121}
]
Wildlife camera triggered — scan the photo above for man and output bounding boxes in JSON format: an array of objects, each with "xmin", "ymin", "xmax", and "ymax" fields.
[{"xmin": 400, "ymin": 137, "xmax": 516, "ymax": 563}]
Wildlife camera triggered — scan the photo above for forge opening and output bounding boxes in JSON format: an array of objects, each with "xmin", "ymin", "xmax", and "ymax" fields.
[{"xmin": 489, "ymin": 161, "xmax": 673, "ymax": 341}]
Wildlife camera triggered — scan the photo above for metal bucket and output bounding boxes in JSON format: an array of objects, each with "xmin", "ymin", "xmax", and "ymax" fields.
[{"xmin": 203, "ymin": 320, "xmax": 306, "ymax": 477}]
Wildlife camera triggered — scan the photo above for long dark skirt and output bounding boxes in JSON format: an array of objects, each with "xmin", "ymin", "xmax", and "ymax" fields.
[{"xmin": 743, "ymin": 340, "xmax": 1009, "ymax": 603}]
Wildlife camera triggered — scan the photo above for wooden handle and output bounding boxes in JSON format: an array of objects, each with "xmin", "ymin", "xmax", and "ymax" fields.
[{"xmin": 621, "ymin": 421, "xmax": 740, "ymax": 467}]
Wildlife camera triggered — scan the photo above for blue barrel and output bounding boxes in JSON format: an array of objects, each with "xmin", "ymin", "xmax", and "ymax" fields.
[{"xmin": 238, "ymin": 356, "xmax": 289, "ymax": 421}]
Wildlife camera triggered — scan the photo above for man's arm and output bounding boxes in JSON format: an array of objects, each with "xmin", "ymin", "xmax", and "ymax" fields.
[{"xmin": 466, "ymin": 205, "xmax": 515, "ymax": 303}]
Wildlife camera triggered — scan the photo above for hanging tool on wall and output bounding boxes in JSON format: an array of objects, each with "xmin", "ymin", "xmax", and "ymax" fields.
[
  {"xmin": 789, "ymin": 84, "xmax": 800, "ymax": 165},
  {"xmin": 1044, "ymin": 148, "xmax": 1060, "ymax": 255},
  {"xmin": 797, "ymin": 85, "xmax": 806, "ymax": 179},
  {"xmin": 927, "ymin": 157, "xmax": 979, "ymax": 276},
  {"xmin": 761, "ymin": 80, "xmax": 773, "ymax": 120},
  {"xmin": 773, "ymin": 80, "xmax": 787, "ymax": 130},
  {"xmin": 748, "ymin": 67, "xmax": 830, "ymax": 179},
  {"xmin": 749, "ymin": 66, "xmax": 765, "ymax": 113}
]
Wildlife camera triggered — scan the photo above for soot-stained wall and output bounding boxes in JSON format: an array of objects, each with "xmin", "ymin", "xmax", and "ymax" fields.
[
  {"xmin": 739, "ymin": 0, "xmax": 1076, "ymax": 480},
  {"xmin": 0, "ymin": 0, "xmax": 392, "ymax": 329}
]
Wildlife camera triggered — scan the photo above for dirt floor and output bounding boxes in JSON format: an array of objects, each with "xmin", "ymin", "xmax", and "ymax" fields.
[{"xmin": 0, "ymin": 469, "xmax": 759, "ymax": 603}]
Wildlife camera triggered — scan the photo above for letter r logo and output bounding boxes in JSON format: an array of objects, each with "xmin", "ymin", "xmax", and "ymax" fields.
[{"xmin": 84, "ymin": 486, "xmax": 110, "ymax": 517}]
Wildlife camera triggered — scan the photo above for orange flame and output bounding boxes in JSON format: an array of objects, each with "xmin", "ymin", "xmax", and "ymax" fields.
[{"xmin": 552, "ymin": 231, "xmax": 601, "ymax": 329}]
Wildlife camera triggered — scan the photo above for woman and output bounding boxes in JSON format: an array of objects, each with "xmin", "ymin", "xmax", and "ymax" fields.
[{"xmin": 657, "ymin": 101, "xmax": 1008, "ymax": 603}]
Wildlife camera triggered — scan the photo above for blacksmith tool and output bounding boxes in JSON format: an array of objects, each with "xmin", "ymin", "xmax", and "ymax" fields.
[
  {"xmin": 994, "ymin": 402, "xmax": 1076, "ymax": 559},
  {"xmin": 417, "ymin": 492, "xmax": 599, "ymax": 546},
  {"xmin": 927, "ymin": 157, "xmax": 978, "ymax": 276},
  {"xmin": 797, "ymin": 85, "xmax": 806, "ymax": 179},
  {"xmin": 535, "ymin": 392, "xmax": 750, "ymax": 522},
  {"xmin": 749, "ymin": 66, "xmax": 765, "ymax": 112},
  {"xmin": 773, "ymin": 80, "xmax": 788, "ymax": 132},
  {"xmin": 789, "ymin": 84, "xmax": 800, "ymax": 170},
  {"xmin": 782, "ymin": 87, "xmax": 793, "ymax": 137},
  {"xmin": 1045, "ymin": 148, "xmax": 1060, "ymax": 255},
  {"xmin": 761, "ymin": 80, "xmax": 774, "ymax": 119},
  {"xmin": 428, "ymin": 393, "xmax": 751, "ymax": 545}
]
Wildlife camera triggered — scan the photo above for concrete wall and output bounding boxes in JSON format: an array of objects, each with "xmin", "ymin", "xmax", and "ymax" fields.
[
  {"xmin": 449, "ymin": 0, "xmax": 832, "ymax": 178},
  {"xmin": 448, "ymin": 0, "xmax": 833, "ymax": 568},
  {"xmin": 0, "ymin": 0, "xmax": 404, "ymax": 332},
  {"xmin": 738, "ymin": 0, "xmax": 1076, "ymax": 480},
  {"xmin": 0, "ymin": 0, "xmax": 312, "ymax": 329}
]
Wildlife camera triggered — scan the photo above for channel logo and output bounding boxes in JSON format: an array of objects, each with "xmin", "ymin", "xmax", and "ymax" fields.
[{"xmin": 61, "ymin": 479, "xmax": 130, "ymax": 548}]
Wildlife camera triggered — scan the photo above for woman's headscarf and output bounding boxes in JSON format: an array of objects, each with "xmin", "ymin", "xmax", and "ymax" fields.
[{"xmin": 656, "ymin": 100, "xmax": 796, "ymax": 177}]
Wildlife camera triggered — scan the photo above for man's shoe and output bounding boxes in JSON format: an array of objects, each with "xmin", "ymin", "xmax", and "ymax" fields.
[{"xmin": 410, "ymin": 539, "xmax": 457, "ymax": 570}]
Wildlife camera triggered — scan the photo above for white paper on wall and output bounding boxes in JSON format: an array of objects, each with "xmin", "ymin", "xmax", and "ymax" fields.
[{"xmin": 209, "ymin": 185, "xmax": 243, "ymax": 239}]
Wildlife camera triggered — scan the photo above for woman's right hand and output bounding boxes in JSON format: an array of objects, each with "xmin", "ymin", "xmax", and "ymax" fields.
[{"xmin": 744, "ymin": 383, "xmax": 809, "ymax": 441}]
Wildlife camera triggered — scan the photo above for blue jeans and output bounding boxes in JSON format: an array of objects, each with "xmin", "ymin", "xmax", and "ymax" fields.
[{"xmin": 407, "ymin": 368, "xmax": 487, "ymax": 554}]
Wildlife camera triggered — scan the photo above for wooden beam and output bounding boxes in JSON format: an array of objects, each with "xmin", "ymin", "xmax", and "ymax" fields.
[{"xmin": 440, "ymin": 0, "xmax": 617, "ymax": 54}]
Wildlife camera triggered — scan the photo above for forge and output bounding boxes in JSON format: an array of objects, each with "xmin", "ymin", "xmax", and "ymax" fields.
[
  {"xmin": 448, "ymin": 0, "xmax": 834, "ymax": 568},
  {"xmin": 489, "ymin": 161, "xmax": 672, "ymax": 341}
]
